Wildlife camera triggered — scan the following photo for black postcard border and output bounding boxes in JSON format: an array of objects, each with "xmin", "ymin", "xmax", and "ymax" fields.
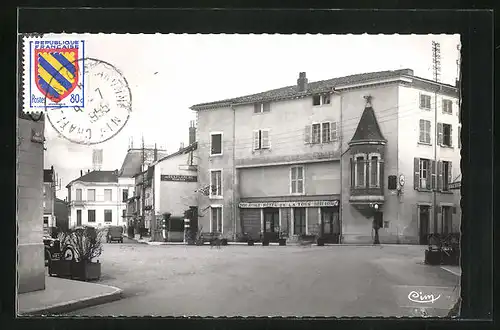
[{"xmin": 3, "ymin": 5, "xmax": 495, "ymax": 330}]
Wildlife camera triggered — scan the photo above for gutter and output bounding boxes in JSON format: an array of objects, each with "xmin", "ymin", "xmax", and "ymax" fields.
[
  {"xmin": 231, "ymin": 105, "xmax": 237, "ymax": 239},
  {"xmin": 339, "ymin": 91, "xmax": 344, "ymax": 244}
]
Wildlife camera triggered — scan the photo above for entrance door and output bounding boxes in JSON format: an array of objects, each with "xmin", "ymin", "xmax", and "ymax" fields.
[
  {"xmin": 419, "ymin": 205, "xmax": 430, "ymax": 245},
  {"xmin": 321, "ymin": 207, "xmax": 340, "ymax": 243},
  {"xmin": 76, "ymin": 209, "xmax": 82, "ymax": 226},
  {"xmin": 263, "ymin": 208, "xmax": 279, "ymax": 242}
]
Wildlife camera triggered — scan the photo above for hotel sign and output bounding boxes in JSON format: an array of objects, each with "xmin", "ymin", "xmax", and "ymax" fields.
[
  {"xmin": 448, "ymin": 181, "xmax": 461, "ymax": 190},
  {"xmin": 160, "ymin": 175, "xmax": 197, "ymax": 182},
  {"xmin": 239, "ymin": 200, "xmax": 339, "ymax": 208}
]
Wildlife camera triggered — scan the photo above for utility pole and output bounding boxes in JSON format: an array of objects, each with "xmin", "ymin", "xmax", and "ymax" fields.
[{"xmin": 431, "ymin": 40, "xmax": 441, "ymax": 235}]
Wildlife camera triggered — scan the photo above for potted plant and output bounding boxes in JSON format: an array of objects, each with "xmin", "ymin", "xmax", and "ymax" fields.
[
  {"xmin": 424, "ymin": 234, "xmax": 443, "ymax": 265},
  {"xmin": 278, "ymin": 227, "xmax": 288, "ymax": 246},
  {"xmin": 68, "ymin": 226, "xmax": 104, "ymax": 281},
  {"xmin": 310, "ymin": 224, "xmax": 325, "ymax": 246}
]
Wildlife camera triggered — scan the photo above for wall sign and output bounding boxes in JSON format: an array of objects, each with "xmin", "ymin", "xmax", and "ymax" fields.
[
  {"xmin": 239, "ymin": 200, "xmax": 339, "ymax": 208},
  {"xmin": 160, "ymin": 174, "xmax": 197, "ymax": 182},
  {"xmin": 31, "ymin": 128, "xmax": 44, "ymax": 143},
  {"xmin": 448, "ymin": 181, "xmax": 460, "ymax": 190}
]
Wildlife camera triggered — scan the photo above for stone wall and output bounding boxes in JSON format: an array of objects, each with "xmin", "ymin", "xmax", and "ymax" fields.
[{"xmin": 17, "ymin": 117, "xmax": 45, "ymax": 294}]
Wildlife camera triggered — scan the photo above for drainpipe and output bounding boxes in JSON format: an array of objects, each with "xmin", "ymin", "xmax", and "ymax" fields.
[{"xmin": 231, "ymin": 104, "xmax": 237, "ymax": 240}]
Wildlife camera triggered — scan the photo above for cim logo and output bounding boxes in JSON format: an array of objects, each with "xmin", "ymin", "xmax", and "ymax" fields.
[{"xmin": 407, "ymin": 291, "xmax": 442, "ymax": 304}]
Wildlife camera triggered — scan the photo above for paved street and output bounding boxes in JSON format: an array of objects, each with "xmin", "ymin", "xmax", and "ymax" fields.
[{"xmin": 64, "ymin": 241, "xmax": 460, "ymax": 317}]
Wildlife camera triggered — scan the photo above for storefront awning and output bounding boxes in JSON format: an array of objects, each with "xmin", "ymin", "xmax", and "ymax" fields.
[{"xmin": 239, "ymin": 200, "xmax": 339, "ymax": 208}]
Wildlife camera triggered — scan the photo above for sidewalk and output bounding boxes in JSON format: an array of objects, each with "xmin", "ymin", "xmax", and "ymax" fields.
[{"xmin": 18, "ymin": 274, "xmax": 123, "ymax": 316}]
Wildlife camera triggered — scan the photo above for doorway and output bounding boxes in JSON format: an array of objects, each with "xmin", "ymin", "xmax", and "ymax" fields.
[
  {"xmin": 321, "ymin": 207, "xmax": 340, "ymax": 243},
  {"xmin": 419, "ymin": 205, "xmax": 430, "ymax": 245},
  {"xmin": 76, "ymin": 209, "xmax": 82, "ymax": 227},
  {"xmin": 263, "ymin": 208, "xmax": 279, "ymax": 242}
]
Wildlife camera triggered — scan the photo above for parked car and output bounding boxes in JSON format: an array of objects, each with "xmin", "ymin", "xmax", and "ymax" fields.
[
  {"xmin": 43, "ymin": 236, "xmax": 61, "ymax": 265},
  {"xmin": 106, "ymin": 225, "xmax": 124, "ymax": 243}
]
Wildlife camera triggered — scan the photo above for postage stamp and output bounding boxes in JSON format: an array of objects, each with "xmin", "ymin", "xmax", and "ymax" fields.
[
  {"xmin": 24, "ymin": 39, "xmax": 85, "ymax": 111},
  {"xmin": 22, "ymin": 36, "xmax": 132, "ymax": 145}
]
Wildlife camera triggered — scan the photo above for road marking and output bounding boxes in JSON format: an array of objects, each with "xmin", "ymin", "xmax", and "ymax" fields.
[{"xmin": 440, "ymin": 266, "xmax": 461, "ymax": 277}]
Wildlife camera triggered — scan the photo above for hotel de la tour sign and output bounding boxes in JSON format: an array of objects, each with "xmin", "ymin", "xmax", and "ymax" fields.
[{"xmin": 238, "ymin": 200, "xmax": 340, "ymax": 208}]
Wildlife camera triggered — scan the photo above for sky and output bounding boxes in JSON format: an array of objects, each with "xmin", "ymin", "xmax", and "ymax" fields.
[{"xmin": 41, "ymin": 33, "xmax": 460, "ymax": 199}]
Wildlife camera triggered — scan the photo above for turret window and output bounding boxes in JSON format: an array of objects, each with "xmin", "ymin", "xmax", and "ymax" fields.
[
  {"xmin": 354, "ymin": 154, "xmax": 367, "ymax": 188},
  {"xmin": 368, "ymin": 153, "xmax": 381, "ymax": 188}
]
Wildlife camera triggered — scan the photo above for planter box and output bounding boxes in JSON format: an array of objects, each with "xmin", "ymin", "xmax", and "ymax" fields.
[
  {"xmin": 425, "ymin": 249, "xmax": 442, "ymax": 265},
  {"xmin": 71, "ymin": 261, "xmax": 101, "ymax": 281},
  {"xmin": 278, "ymin": 239, "xmax": 286, "ymax": 246},
  {"xmin": 442, "ymin": 249, "xmax": 460, "ymax": 266},
  {"xmin": 48, "ymin": 260, "xmax": 73, "ymax": 278},
  {"xmin": 262, "ymin": 240, "xmax": 270, "ymax": 246},
  {"xmin": 316, "ymin": 238, "xmax": 325, "ymax": 246},
  {"xmin": 247, "ymin": 240, "xmax": 255, "ymax": 246},
  {"xmin": 221, "ymin": 239, "xmax": 228, "ymax": 246}
]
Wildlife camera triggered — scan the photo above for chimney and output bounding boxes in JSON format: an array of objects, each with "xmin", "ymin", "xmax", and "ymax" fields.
[
  {"xmin": 179, "ymin": 142, "xmax": 185, "ymax": 151},
  {"xmin": 87, "ymin": 169, "xmax": 90, "ymax": 174},
  {"xmin": 189, "ymin": 120, "xmax": 196, "ymax": 145},
  {"xmin": 154, "ymin": 143, "xmax": 158, "ymax": 161},
  {"xmin": 80, "ymin": 170, "xmax": 83, "ymax": 177},
  {"xmin": 395, "ymin": 68, "xmax": 414, "ymax": 76},
  {"xmin": 297, "ymin": 72, "xmax": 308, "ymax": 92}
]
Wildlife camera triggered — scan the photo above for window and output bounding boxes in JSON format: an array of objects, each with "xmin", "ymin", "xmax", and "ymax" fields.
[
  {"xmin": 104, "ymin": 209, "xmax": 112, "ymax": 222},
  {"xmin": 419, "ymin": 119, "xmax": 431, "ymax": 144},
  {"xmin": 293, "ymin": 207, "xmax": 306, "ymax": 235},
  {"xmin": 369, "ymin": 154, "xmax": 380, "ymax": 188},
  {"xmin": 438, "ymin": 123, "xmax": 453, "ymax": 147},
  {"xmin": 43, "ymin": 200, "xmax": 46, "ymax": 208},
  {"xmin": 354, "ymin": 155, "xmax": 366, "ymax": 188},
  {"xmin": 75, "ymin": 188, "xmax": 82, "ymax": 201},
  {"xmin": 210, "ymin": 133, "xmax": 222, "ymax": 156},
  {"xmin": 43, "ymin": 216, "xmax": 49, "ymax": 225},
  {"xmin": 210, "ymin": 170, "xmax": 222, "ymax": 197},
  {"xmin": 312, "ymin": 123, "xmax": 321, "ymax": 144},
  {"xmin": 104, "ymin": 189, "xmax": 112, "ymax": 201},
  {"xmin": 458, "ymin": 126, "xmax": 461, "ymax": 149},
  {"xmin": 441, "ymin": 206, "xmax": 452, "ymax": 235},
  {"xmin": 383, "ymin": 221, "xmax": 390, "ymax": 229},
  {"xmin": 420, "ymin": 94, "xmax": 431, "ymax": 109},
  {"xmin": 290, "ymin": 166, "xmax": 304, "ymax": 194},
  {"xmin": 252, "ymin": 129, "xmax": 270, "ymax": 150},
  {"xmin": 312, "ymin": 94, "xmax": 331, "ymax": 106},
  {"xmin": 88, "ymin": 209, "xmax": 96, "ymax": 222},
  {"xmin": 87, "ymin": 189, "xmax": 96, "ymax": 201},
  {"xmin": 122, "ymin": 209, "xmax": 126, "ymax": 221},
  {"xmin": 254, "ymin": 102, "xmax": 271, "ymax": 113},
  {"xmin": 442, "ymin": 99, "xmax": 453, "ymax": 114},
  {"xmin": 305, "ymin": 122, "xmax": 338, "ymax": 144},
  {"xmin": 440, "ymin": 161, "xmax": 452, "ymax": 192},
  {"xmin": 418, "ymin": 158, "xmax": 431, "ymax": 190},
  {"xmin": 122, "ymin": 189, "xmax": 128, "ymax": 202},
  {"xmin": 211, "ymin": 206, "xmax": 223, "ymax": 233}
]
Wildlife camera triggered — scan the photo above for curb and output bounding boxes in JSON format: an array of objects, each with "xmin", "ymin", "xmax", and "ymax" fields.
[
  {"xmin": 19, "ymin": 284, "xmax": 123, "ymax": 316},
  {"xmin": 440, "ymin": 266, "xmax": 461, "ymax": 277}
]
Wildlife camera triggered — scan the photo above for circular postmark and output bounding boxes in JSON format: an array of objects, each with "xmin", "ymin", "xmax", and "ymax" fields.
[{"xmin": 44, "ymin": 57, "xmax": 132, "ymax": 145}]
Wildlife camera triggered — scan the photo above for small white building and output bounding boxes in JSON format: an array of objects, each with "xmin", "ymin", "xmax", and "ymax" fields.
[{"xmin": 66, "ymin": 170, "xmax": 135, "ymax": 228}]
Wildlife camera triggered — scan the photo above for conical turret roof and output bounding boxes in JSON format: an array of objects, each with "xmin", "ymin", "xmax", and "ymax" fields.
[{"xmin": 349, "ymin": 95, "xmax": 387, "ymax": 145}]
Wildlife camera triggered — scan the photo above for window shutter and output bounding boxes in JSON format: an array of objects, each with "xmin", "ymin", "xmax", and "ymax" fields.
[
  {"xmin": 379, "ymin": 160, "xmax": 384, "ymax": 190},
  {"xmin": 253, "ymin": 131, "xmax": 260, "ymax": 150},
  {"xmin": 419, "ymin": 120, "xmax": 424, "ymax": 142},
  {"xmin": 254, "ymin": 103, "xmax": 261, "ymax": 113},
  {"xmin": 458, "ymin": 127, "xmax": 461, "ymax": 149},
  {"xmin": 261, "ymin": 130, "xmax": 270, "ymax": 149},
  {"xmin": 414, "ymin": 157, "xmax": 420, "ymax": 190},
  {"xmin": 431, "ymin": 160, "xmax": 436, "ymax": 191},
  {"xmin": 437, "ymin": 161, "xmax": 443, "ymax": 191},
  {"xmin": 419, "ymin": 94, "xmax": 424, "ymax": 108},
  {"xmin": 350, "ymin": 157, "xmax": 354, "ymax": 187},
  {"xmin": 437, "ymin": 123, "xmax": 443, "ymax": 145},
  {"xmin": 449, "ymin": 126, "xmax": 453, "ymax": 147},
  {"xmin": 448, "ymin": 162, "xmax": 452, "ymax": 189},
  {"xmin": 263, "ymin": 103, "xmax": 271, "ymax": 112},
  {"xmin": 304, "ymin": 125, "xmax": 312, "ymax": 144},
  {"xmin": 330, "ymin": 122, "xmax": 337, "ymax": 141}
]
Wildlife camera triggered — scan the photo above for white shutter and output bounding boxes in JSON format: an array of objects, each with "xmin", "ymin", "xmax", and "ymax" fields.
[
  {"xmin": 261, "ymin": 130, "xmax": 270, "ymax": 149},
  {"xmin": 253, "ymin": 130, "xmax": 260, "ymax": 150},
  {"xmin": 437, "ymin": 123, "xmax": 443, "ymax": 145},
  {"xmin": 304, "ymin": 125, "xmax": 312, "ymax": 144},
  {"xmin": 330, "ymin": 122, "xmax": 337, "ymax": 141}
]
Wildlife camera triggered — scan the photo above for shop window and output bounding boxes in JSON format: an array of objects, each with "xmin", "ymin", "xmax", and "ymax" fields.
[{"xmin": 293, "ymin": 207, "xmax": 306, "ymax": 235}]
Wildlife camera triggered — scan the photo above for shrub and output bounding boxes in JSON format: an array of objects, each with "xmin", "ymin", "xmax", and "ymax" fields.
[{"xmin": 66, "ymin": 227, "xmax": 105, "ymax": 262}]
